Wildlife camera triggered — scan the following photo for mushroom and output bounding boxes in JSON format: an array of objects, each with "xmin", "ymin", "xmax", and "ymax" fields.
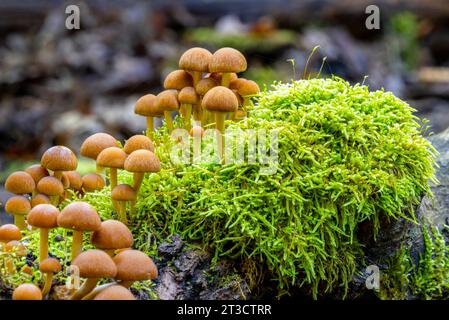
[
  {"xmin": 202, "ymin": 86, "xmax": 239, "ymax": 161},
  {"xmin": 163, "ymin": 70, "xmax": 193, "ymax": 90},
  {"xmin": 25, "ymin": 164, "xmax": 49, "ymax": 195},
  {"xmin": 134, "ymin": 94, "xmax": 164, "ymax": 138},
  {"xmin": 36, "ymin": 176, "xmax": 64, "ymax": 206},
  {"xmin": 113, "ymin": 249, "xmax": 158, "ymax": 288},
  {"xmin": 31, "ymin": 194, "xmax": 51, "ymax": 208},
  {"xmin": 178, "ymin": 87, "xmax": 199, "ymax": 131},
  {"xmin": 64, "ymin": 170, "xmax": 83, "ymax": 195},
  {"xmin": 5, "ymin": 171, "xmax": 35, "ymax": 195},
  {"xmin": 39, "ymin": 258, "xmax": 62, "ymax": 297},
  {"xmin": 111, "ymin": 185, "xmax": 137, "ymax": 225},
  {"xmin": 4, "ymin": 240, "xmax": 27, "ymax": 274},
  {"xmin": 124, "ymin": 150, "xmax": 161, "ymax": 195},
  {"xmin": 12, "ymin": 284, "xmax": 42, "ymax": 300},
  {"xmin": 208, "ymin": 48, "xmax": 247, "ymax": 87},
  {"xmin": 93, "ymin": 284, "xmax": 135, "ymax": 300},
  {"xmin": 27, "ymin": 204, "xmax": 60, "ymax": 262},
  {"xmin": 195, "ymin": 77, "xmax": 218, "ymax": 125},
  {"xmin": 179, "ymin": 47, "xmax": 212, "ymax": 86},
  {"xmin": 0, "ymin": 224, "xmax": 22, "ymax": 269},
  {"xmin": 57, "ymin": 202, "xmax": 101, "ymax": 261},
  {"xmin": 123, "ymin": 135, "xmax": 155, "ymax": 154},
  {"xmin": 80, "ymin": 133, "xmax": 118, "ymax": 173},
  {"xmin": 5, "ymin": 195, "xmax": 31, "ymax": 230},
  {"xmin": 155, "ymin": 90, "xmax": 179, "ymax": 133},
  {"xmin": 70, "ymin": 249, "xmax": 117, "ymax": 300},
  {"xmin": 96, "ymin": 147, "xmax": 127, "ymax": 191},
  {"xmin": 209, "ymin": 72, "xmax": 238, "ymax": 84},
  {"xmin": 41, "ymin": 146, "xmax": 78, "ymax": 181},
  {"xmin": 81, "ymin": 173, "xmax": 106, "ymax": 193},
  {"xmin": 230, "ymin": 78, "xmax": 260, "ymax": 119},
  {"xmin": 91, "ymin": 220, "xmax": 133, "ymax": 256}
]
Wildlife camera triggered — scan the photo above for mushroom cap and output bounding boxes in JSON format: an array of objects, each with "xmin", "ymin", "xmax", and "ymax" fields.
[
  {"xmin": 113, "ymin": 250, "xmax": 158, "ymax": 281},
  {"xmin": 209, "ymin": 72, "xmax": 238, "ymax": 84},
  {"xmin": 39, "ymin": 258, "xmax": 62, "ymax": 273},
  {"xmin": 91, "ymin": 219, "xmax": 133, "ymax": 250},
  {"xmin": 27, "ymin": 204, "xmax": 60, "ymax": 229},
  {"xmin": 31, "ymin": 194, "xmax": 51, "ymax": 208},
  {"xmin": 111, "ymin": 184, "xmax": 137, "ymax": 202},
  {"xmin": 230, "ymin": 79, "xmax": 260, "ymax": 96},
  {"xmin": 124, "ymin": 150, "xmax": 161, "ymax": 173},
  {"xmin": 209, "ymin": 48, "xmax": 247, "ymax": 73},
  {"xmin": 25, "ymin": 164, "xmax": 49, "ymax": 184},
  {"xmin": 134, "ymin": 94, "xmax": 163, "ymax": 117},
  {"xmin": 190, "ymin": 126, "xmax": 205, "ymax": 137},
  {"xmin": 4, "ymin": 240, "xmax": 27, "ymax": 256},
  {"xmin": 57, "ymin": 202, "xmax": 101, "ymax": 232},
  {"xmin": 202, "ymin": 86, "xmax": 239, "ymax": 113},
  {"xmin": 64, "ymin": 171, "xmax": 83, "ymax": 190},
  {"xmin": 41, "ymin": 146, "xmax": 78, "ymax": 172},
  {"xmin": 5, "ymin": 195, "xmax": 31, "ymax": 216},
  {"xmin": 0, "ymin": 224, "xmax": 21, "ymax": 242},
  {"xmin": 164, "ymin": 70, "xmax": 193, "ymax": 90},
  {"xmin": 80, "ymin": 133, "xmax": 118, "ymax": 160},
  {"xmin": 179, "ymin": 47, "xmax": 212, "ymax": 72},
  {"xmin": 37, "ymin": 176, "xmax": 64, "ymax": 196},
  {"xmin": 12, "ymin": 284, "xmax": 42, "ymax": 300},
  {"xmin": 178, "ymin": 86, "xmax": 199, "ymax": 105},
  {"xmin": 123, "ymin": 135, "xmax": 155, "ymax": 154},
  {"xmin": 195, "ymin": 78, "xmax": 217, "ymax": 96},
  {"xmin": 97, "ymin": 147, "xmax": 127, "ymax": 169},
  {"xmin": 81, "ymin": 173, "xmax": 105, "ymax": 192},
  {"xmin": 72, "ymin": 249, "xmax": 117, "ymax": 279},
  {"xmin": 5, "ymin": 171, "xmax": 35, "ymax": 194},
  {"xmin": 93, "ymin": 285, "xmax": 136, "ymax": 300},
  {"xmin": 155, "ymin": 90, "xmax": 179, "ymax": 112}
]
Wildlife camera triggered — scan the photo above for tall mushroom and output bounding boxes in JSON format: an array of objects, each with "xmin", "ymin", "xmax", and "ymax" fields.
[
  {"xmin": 179, "ymin": 47, "xmax": 212, "ymax": 86},
  {"xmin": 39, "ymin": 258, "xmax": 62, "ymax": 297},
  {"xmin": 124, "ymin": 150, "xmax": 161, "ymax": 195},
  {"xmin": 57, "ymin": 202, "xmax": 101, "ymax": 261},
  {"xmin": 80, "ymin": 133, "xmax": 118, "ymax": 173},
  {"xmin": 111, "ymin": 185, "xmax": 137, "ymax": 225},
  {"xmin": 91, "ymin": 219, "xmax": 133, "ymax": 256},
  {"xmin": 36, "ymin": 176, "xmax": 64, "ymax": 206},
  {"xmin": 134, "ymin": 94, "xmax": 164, "ymax": 138},
  {"xmin": 27, "ymin": 204, "xmax": 60, "ymax": 262},
  {"xmin": 70, "ymin": 249, "xmax": 117, "ymax": 300},
  {"xmin": 113, "ymin": 249, "xmax": 158, "ymax": 288},
  {"xmin": 208, "ymin": 48, "xmax": 247, "ymax": 87},
  {"xmin": 41, "ymin": 146, "xmax": 78, "ymax": 181},
  {"xmin": 5, "ymin": 195, "xmax": 31, "ymax": 230},
  {"xmin": 178, "ymin": 86, "xmax": 199, "ymax": 131},
  {"xmin": 202, "ymin": 86, "xmax": 239, "ymax": 161},
  {"xmin": 12, "ymin": 284, "xmax": 42, "ymax": 300},
  {"xmin": 5, "ymin": 171, "xmax": 35, "ymax": 196},
  {"xmin": 96, "ymin": 147, "xmax": 127, "ymax": 191},
  {"xmin": 123, "ymin": 135, "xmax": 155, "ymax": 154},
  {"xmin": 155, "ymin": 90, "xmax": 179, "ymax": 134}
]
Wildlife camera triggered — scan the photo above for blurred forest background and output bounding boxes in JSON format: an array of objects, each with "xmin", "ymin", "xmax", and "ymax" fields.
[{"xmin": 0, "ymin": 0, "xmax": 448, "ymax": 186}]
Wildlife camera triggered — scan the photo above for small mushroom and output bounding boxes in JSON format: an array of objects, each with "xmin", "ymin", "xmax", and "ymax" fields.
[
  {"xmin": 31, "ymin": 194, "xmax": 51, "ymax": 208},
  {"xmin": 124, "ymin": 150, "xmax": 161, "ymax": 195},
  {"xmin": 208, "ymin": 48, "xmax": 247, "ymax": 87},
  {"xmin": 57, "ymin": 202, "xmax": 101, "ymax": 261},
  {"xmin": 81, "ymin": 173, "xmax": 106, "ymax": 193},
  {"xmin": 179, "ymin": 47, "xmax": 212, "ymax": 86},
  {"xmin": 155, "ymin": 90, "xmax": 179, "ymax": 133},
  {"xmin": 134, "ymin": 94, "xmax": 164, "ymax": 138},
  {"xmin": 36, "ymin": 176, "xmax": 64, "ymax": 206},
  {"xmin": 27, "ymin": 204, "xmax": 60, "ymax": 262},
  {"xmin": 178, "ymin": 87, "xmax": 199, "ymax": 131},
  {"xmin": 123, "ymin": 135, "xmax": 155, "ymax": 154},
  {"xmin": 4, "ymin": 240, "xmax": 26, "ymax": 274},
  {"xmin": 5, "ymin": 195, "xmax": 31, "ymax": 230},
  {"xmin": 25, "ymin": 164, "xmax": 49, "ymax": 195},
  {"xmin": 70, "ymin": 249, "xmax": 117, "ymax": 300},
  {"xmin": 93, "ymin": 285, "xmax": 135, "ymax": 300},
  {"xmin": 41, "ymin": 146, "xmax": 78, "ymax": 181},
  {"xmin": 5, "ymin": 171, "xmax": 35, "ymax": 195},
  {"xmin": 195, "ymin": 77, "xmax": 218, "ymax": 124},
  {"xmin": 91, "ymin": 220, "xmax": 133, "ymax": 256},
  {"xmin": 39, "ymin": 258, "xmax": 62, "ymax": 297},
  {"xmin": 113, "ymin": 249, "xmax": 158, "ymax": 288},
  {"xmin": 163, "ymin": 70, "xmax": 193, "ymax": 90},
  {"xmin": 230, "ymin": 78, "xmax": 260, "ymax": 119},
  {"xmin": 111, "ymin": 185, "xmax": 137, "ymax": 225},
  {"xmin": 96, "ymin": 147, "xmax": 127, "ymax": 191},
  {"xmin": 0, "ymin": 225, "xmax": 22, "ymax": 270},
  {"xmin": 12, "ymin": 284, "xmax": 42, "ymax": 300},
  {"xmin": 80, "ymin": 133, "xmax": 118, "ymax": 173}
]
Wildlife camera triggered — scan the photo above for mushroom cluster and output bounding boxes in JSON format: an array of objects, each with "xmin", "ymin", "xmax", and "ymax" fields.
[{"xmin": 133, "ymin": 47, "xmax": 260, "ymax": 160}]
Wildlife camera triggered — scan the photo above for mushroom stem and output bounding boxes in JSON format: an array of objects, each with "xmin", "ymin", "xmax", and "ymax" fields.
[
  {"xmin": 117, "ymin": 201, "xmax": 128, "ymax": 225},
  {"xmin": 133, "ymin": 173, "xmax": 145, "ymax": 195},
  {"xmin": 215, "ymin": 112, "xmax": 227, "ymax": 162},
  {"xmin": 193, "ymin": 102, "xmax": 202, "ymax": 122},
  {"xmin": 164, "ymin": 111, "xmax": 174, "ymax": 133},
  {"xmin": 192, "ymin": 71, "xmax": 202, "ymax": 87},
  {"xmin": 39, "ymin": 228, "xmax": 49, "ymax": 262},
  {"xmin": 71, "ymin": 231, "xmax": 83, "ymax": 261},
  {"xmin": 53, "ymin": 171, "xmax": 63, "ymax": 181},
  {"xmin": 96, "ymin": 164, "xmax": 103, "ymax": 174},
  {"xmin": 129, "ymin": 200, "xmax": 136, "ymax": 217},
  {"xmin": 221, "ymin": 73, "xmax": 231, "ymax": 87},
  {"xmin": 181, "ymin": 104, "xmax": 192, "ymax": 131},
  {"xmin": 41, "ymin": 272, "xmax": 53, "ymax": 297},
  {"xmin": 146, "ymin": 117, "xmax": 154, "ymax": 138},
  {"xmin": 81, "ymin": 282, "xmax": 116, "ymax": 300},
  {"xmin": 5, "ymin": 255, "xmax": 14, "ymax": 274},
  {"xmin": 109, "ymin": 168, "xmax": 118, "ymax": 190},
  {"xmin": 70, "ymin": 277, "xmax": 99, "ymax": 300},
  {"xmin": 14, "ymin": 215, "xmax": 26, "ymax": 230}
]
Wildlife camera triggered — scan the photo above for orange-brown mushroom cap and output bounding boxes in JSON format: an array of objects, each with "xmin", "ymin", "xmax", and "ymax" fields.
[
  {"xmin": 124, "ymin": 150, "xmax": 161, "ymax": 173},
  {"xmin": 41, "ymin": 146, "xmax": 78, "ymax": 172},
  {"xmin": 164, "ymin": 70, "xmax": 193, "ymax": 90},
  {"xmin": 93, "ymin": 285, "xmax": 135, "ymax": 300},
  {"xmin": 5, "ymin": 171, "xmax": 35, "ymax": 194},
  {"xmin": 134, "ymin": 94, "xmax": 164, "ymax": 117},
  {"xmin": 123, "ymin": 135, "xmax": 155, "ymax": 154},
  {"xmin": 202, "ymin": 86, "xmax": 239, "ymax": 113},
  {"xmin": 179, "ymin": 47, "xmax": 212, "ymax": 72},
  {"xmin": 81, "ymin": 173, "xmax": 105, "ymax": 192},
  {"xmin": 72, "ymin": 249, "xmax": 117, "ymax": 278},
  {"xmin": 12, "ymin": 284, "xmax": 42, "ymax": 300},
  {"xmin": 91, "ymin": 220, "xmax": 133, "ymax": 250},
  {"xmin": 4, "ymin": 240, "xmax": 27, "ymax": 256},
  {"xmin": 231, "ymin": 79, "xmax": 260, "ymax": 96},
  {"xmin": 5, "ymin": 195, "xmax": 31, "ymax": 216},
  {"xmin": 40, "ymin": 257, "xmax": 62, "ymax": 273},
  {"xmin": 64, "ymin": 171, "xmax": 83, "ymax": 190},
  {"xmin": 27, "ymin": 204, "xmax": 60, "ymax": 229},
  {"xmin": 80, "ymin": 133, "xmax": 118, "ymax": 160},
  {"xmin": 155, "ymin": 90, "xmax": 179, "ymax": 112},
  {"xmin": 113, "ymin": 249, "xmax": 158, "ymax": 281},
  {"xmin": 0, "ymin": 224, "xmax": 22, "ymax": 242},
  {"xmin": 25, "ymin": 164, "xmax": 49, "ymax": 184},
  {"xmin": 195, "ymin": 78, "xmax": 218, "ymax": 97},
  {"xmin": 57, "ymin": 202, "xmax": 101, "ymax": 232},
  {"xmin": 37, "ymin": 176, "xmax": 64, "ymax": 196},
  {"xmin": 178, "ymin": 87, "xmax": 199, "ymax": 105},
  {"xmin": 31, "ymin": 194, "xmax": 51, "ymax": 207},
  {"xmin": 208, "ymin": 48, "xmax": 247, "ymax": 73},
  {"xmin": 111, "ymin": 184, "xmax": 137, "ymax": 202},
  {"xmin": 96, "ymin": 147, "xmax": 127, "ymax": 169}
]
